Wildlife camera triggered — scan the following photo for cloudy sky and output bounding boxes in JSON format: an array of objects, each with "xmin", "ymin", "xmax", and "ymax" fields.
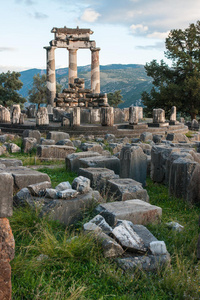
[{"xmin": 1, "ymin": 0, "xmax": 200, "ymax": 72}]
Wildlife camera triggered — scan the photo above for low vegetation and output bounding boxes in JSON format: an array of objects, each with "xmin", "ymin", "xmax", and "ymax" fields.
[{"xmin": 10, "ymin": 170, "xmax": 200, "ymax": 299}]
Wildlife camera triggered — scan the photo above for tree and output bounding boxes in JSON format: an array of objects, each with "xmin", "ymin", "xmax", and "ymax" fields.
[
  {"xmin": 108, "ymin": 90, "xmax": 124, "ymax": 107},
  {"xmin": 28, "ymin": 73, "xmax": 62, "ymax": 107},
  {"xmin": 0, "ymin": 71, "xmax": 26, "ymax": 107},
  {"xmin": 141, "ymin": 20, "xmax": 200, "ymax": 119}
]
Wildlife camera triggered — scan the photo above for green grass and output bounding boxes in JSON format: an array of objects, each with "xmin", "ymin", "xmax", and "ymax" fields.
[{"xmin": 10, "ymin": 177, "xmax": 200, "ymax": 299}]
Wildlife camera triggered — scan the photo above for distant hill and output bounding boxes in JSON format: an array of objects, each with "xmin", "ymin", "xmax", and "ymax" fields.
[{"xmin": 19, "ymin": 64, "xmax": 153, "ymax": 108}]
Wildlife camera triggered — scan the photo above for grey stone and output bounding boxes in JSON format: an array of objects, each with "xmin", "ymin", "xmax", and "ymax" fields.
[
  {"xmin": 169, "ymin": 157, "xmax": 197, "ymax": 199},
  {"xmin": 72, "ymin": 140, "xmax": 82, "ymax": 148},
  {"xmin": 100, "ymin": 232, "xmax": 124, "ymax": 258},
  {"xmin": 55, "ymin": 181, "xmax": 71, "ymax": 191},
  {"xmin": 78, "ymin": 167, "xmax": 119, "ymax": 190},
  {"xmin": 79, "ymin": 156, "xmax": 120, "ymax": 175},
  {"xmin": 153, "ymin": 135, "xmax": 164, "ymax": 144},
  {"xmin": 37, "ymin": 145, "xmax": 76, "ymax": 159},
  {"xmin": 83, "ymin": 222, "xmax": 102, "ymax": 233},
  {"xmin": 101, "ymin": 107, "xmax": 114, "ymax": 126},
  {"xmin": 112, "ymin": 220, "xmax": 147, "ymax": 253},
  {"xmin": 57, "ymin": 189, "xmax": 78, "ymax": 199},
  {"xmin": 95, "ymin": 199, "xmax": 162, "ymax": 226},
  {"xmin": 140, "ymin": 132, "xmax": 153, "ymax": 142},
  {"xmin": 45, "ymin": 188, "xmax": 57, "ymax": 199},
  {"xmin": 36, "ymin": 107, "xmax": 49, "ymax": 125},
  {"xmin": 166, "ymin": 133, "xmax": 189, "ymax": 143},
  {"xmin": 66, "ymin": 151, "xmax": 101, "ymax": 172},
  {"xmin": 40, "ymin": 190, "xmax": 103, "ymax": 225},
  {"xmin": 23, "ymin": 137, "xmax": 37, "ymax": 153},
  {"xmin": 40, "ymin": 138, "xmax": 55, "ymax": 145},
  {"xmin": 23, "ymin": 130, "xmax": 41, "ymax": 143},
  {"xmin": 27, "ymin": 181, "xmax": 52, "ymax": 197},
  {"xmin": 0, "ymin": 166, "xmax": 50, "ymax": 191},
  {"xmin": 153, "ymin": 108, "xmax": 165, "ymax": 123},
  {"xmin": 166, "ymin": 221, "xmax": 184, "ymax": 232},
  {"xmin": 0, "ymin": 159, "xmax": 22, "ymax": 167},
  {"xmin": 149, "ymin": 241, "xmax": 167, "ymax": 255},
  {"xmin": 106, "ymin": 178, "xmax": 149, "ymax": 202},
  {"xmin": 56, "ymin": 139, "xmax": 74, "ymax": 147},
  {"xmin": 120, "ymin": 146, "xmax": 147, "ymax": 187},
  {"xmin": 116, "ymin": 253, "xmax": 170, "ymax": 272},
  {"xmin": 46, "ymin": 131, "xmax": 70, "ymax": 143},
  {"xmin": 72, "ymin": 176, "xmax": 90, "ymax": 193},
  {"xmin": 104, "ymin": 134, "xmax": 116, "ymax": 142},
  {"xmin": 127, "ymin": 224, "xmax": 158, "ymax": 248},
  {"xmin": 13, "ymin": 187, "xmax": 32, "ymax": 206},
  {"xmin": 0, "ymin": 173, "xmax": 13, "ymax": 217},
  {"xmin": 81, "ymin": 142, "xmax": 103, "ymax": 154},
  {"xmin": 88, "ymin": 215, "xmax": 112, "ymax": 234},
  {"xmin": 187, "ymin": 164, "xmax": 200, "ymax": 204},
  {"xmin": 9, "ymin": 143, "xmax": 21, "ymax": 153}
]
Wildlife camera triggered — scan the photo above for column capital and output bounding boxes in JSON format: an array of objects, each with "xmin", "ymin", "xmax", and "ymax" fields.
[
  {"xmin": 90, "ymin": 47, "xmax": 101, "ymax": 52},
  {"xmin": 43, "ymin": 46, "xmax": 57, "ymax": 50}
]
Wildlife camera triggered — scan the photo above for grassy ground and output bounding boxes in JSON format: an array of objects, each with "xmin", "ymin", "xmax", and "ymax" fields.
[{"xmin": 9, "ymin": 169, "xmax": 200, "ymax": 300}]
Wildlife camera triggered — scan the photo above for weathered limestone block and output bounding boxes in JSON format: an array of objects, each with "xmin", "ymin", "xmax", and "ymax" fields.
[
  {"xmin": 140, "ymin": 132, "xmax": 153, "ymax": 142},
  {"xmin": 130, "ymin": 224, "xmax": 158, "ymax": 247},
  {"xmin": 19, "ymin": 113, "xmax": 25, "ymax": 124},
  {"xmin": 151, "ymin": 146, "xmax": 176, "ymax": 183},
  {"xmin": 109, "ymin": 143, "xmax": 123, "ymax": 155},
  {"xmin": 56, "ymin": 139, "xmax": 74, "ymax": 147},
  {"xmin": 112, "ymin": 220, "xmax": 147, "ymax": 253},
  {"xmin": 78, "ymin": 167, "xmax": 119, "ymax": 190},
  {"xmin": 36, "ymin": 107, "xmax": 49, "ymax": 125},
  {"xmin": 81, "ymin": 142, "xmax": 104, "ymax": 154},
  {"xmin": 95, "ymin": 199, "xmax": 162, "ymax": 226},
  {"xmin": 23, "ymin": 129, "xmax": 41, "ymax": 144},
  {"xmin": 129, "ymin": 106, "xmax": 139, "ymax": 125},
  {"xmin": 23, "ymin": 137, "xmax": 37, "ymax": 153},
  {"xmin": 57, "ymin": 189, "xmax": 78, "ymax": 199},
  {"xmin": 0, "ymin": 173, "xmax": 13, "ymax": 217},
  {"xmin": 104, "ymin": 134, "xmax": 116, "ymax": 143},
  {"xmin": 116, "ymin": 253, "xmax": 170, "ymax": 272},
  {"xmin": 0, "ymin": 166, "xmax": 50, "ymax": 192},
  {"xmin": 153, "ymin": 108, "xmax": 165, "ymax": 123},
  {"xmin": 40, "ymin": 190, "xmax": 103, "ymax": 226},
  {"xmin": 166, "ymin": 133, "xmax": 189, "ymax": 143},
  {"xmin": 11, "ymin": 104, "xmax": 21, "ymax": 124},
  {"xmin": 149, "ymin": 241, "xmax": 167, "ymax": 255},
  {"xmin": 27, "ymin": 181, "xmax": 52, "ymax": 197},
  {"xmin": 0, "ymin": 106, "xmax": 10, "ymax": 123},
  {"xmin": 90, "ymin": 108, "xmax": 101, "ymax": 124},
  {"xmin": 40, "ymin": 138, "xmax": 55, "ymax": 145},
  {"xmin": 55, "ymin": 181, "xmax": 71, "ymax": 191},
  {"xmin": 37, "ymin": 145, "xmax": 76, "ymax": 159},
  {"xmin": 169, "ymin": 157, "xmax": 197, "ymax": 199},
  {"xmin": 187, "ymin": 164, "xmax": 200, "ymax": 204},
  {"xmin": 0, "ymin": 218, "xmax": 15, "ymax": 300},
  {"xmin": 79, "ymin": 156, "xmax": 120, "ymax": 175},
  {"xmin": 72, "ymin": 176, "xmax": 91, "ymax": 194},
  {"xmin": 9, "ymin": 143, "xmax": 21, "ymax": 154},
  {"xmin": 46, "ymin": 131, "xmax": 70, "ymax": 143},
  {"xmin": 101, "ymin": 107, "xmax": 114, "ymax": 126},
  {"xmin": 106, "ymin": 178, "xmax": 149, "ymax": 202},
  {"xmin": 120, "ymin": 145, "xmax": 147, "ymax": 187},
  {"xmin": 98, "ymin": 232, "xmax": 124, "ymax": 258},
  {"xmin": 66, "ymin": 152, "xmax": 101, "ymax": 172},
  {"xmin": 85, "ymin": 215, "xmax": 112, "ymax": 235},
  {"xmin": 27, "ymin": 104, "xmax": 36, "ymax": 118},
  {"xmin": 0, "ymin": 158, "xmax": 22, "ymax": 167}
]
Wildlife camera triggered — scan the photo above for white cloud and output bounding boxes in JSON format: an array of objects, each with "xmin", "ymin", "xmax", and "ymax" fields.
[
  {"xmin": 80, "ymin": 8, "xmax": 101, "ymax": 22},
  {"xmin": 130, "ymin": 24, "xmax": 148, "ymax": 34},
  {"xmin": 147, "ymin": 31, "xmax": 170, "ymax": 40}
]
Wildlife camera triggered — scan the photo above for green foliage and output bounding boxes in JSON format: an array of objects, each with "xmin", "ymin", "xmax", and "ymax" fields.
[
  {"xmin": 0, "ymin": 71, "xmax": 26, "ymax": 107},
  {"xmin": 28, "ymin": 73, "xmax": 62, "ymax": 107},
  {"xmin": 108, "ymin": 90, "xmax": 124, "ymax": 107},
  {"xmin": 142, "ymin": 20, "xmax": 200, "ymax": 119}
]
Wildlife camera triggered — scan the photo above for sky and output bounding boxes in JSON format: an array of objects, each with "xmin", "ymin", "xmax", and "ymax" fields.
[{"xmin": 1, "ymin": 0, "xmax": 200, "ymax": 72}]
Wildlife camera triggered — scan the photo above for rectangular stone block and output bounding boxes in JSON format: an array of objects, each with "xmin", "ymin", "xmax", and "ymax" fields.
[
  {"xmin": 79, "ymin": 156, "xmax": 120, "ymax": 175},
  {"xmin": 0, "ymin": 173, "xmax": 13, "ymax": 217},
  {"xmin": 95, "ymin": 199, "xmax": 162, "ymax": 226},
  {"xmin": 66, "ymin": 151, "xmax": 101, "ymax": 172},
  {"xmin": 37, "ymin": 145, "xmax": 76, "ymax": 159}
]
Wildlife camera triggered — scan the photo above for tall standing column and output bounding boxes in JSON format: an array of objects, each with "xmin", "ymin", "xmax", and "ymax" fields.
[
  {"xmin": 68, "ymin": 49, "xmax": 77, "ymax": 86},
  {"xmin": 45, "ymin": 46, "xmax": 56, "ymax": 107},
  {"xmin": 91, "ymin": 47, "xmax": 100, "ymax": 93}
]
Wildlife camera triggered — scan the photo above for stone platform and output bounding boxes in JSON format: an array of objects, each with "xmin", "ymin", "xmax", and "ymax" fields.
[{"xmin": 0, "ymin": 120, "xmax": 188, "ymax": 138}]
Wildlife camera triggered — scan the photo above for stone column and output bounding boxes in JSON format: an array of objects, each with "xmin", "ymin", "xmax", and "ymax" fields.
[
  {"xmin": 153, "ymin": 109, "xmax": 165, "ymax": 123},
  {"xmin": 129, "ymin": 106, "xmax": 139, "ymax": 125},
  {"xmin": 170, "ymin": 106, "xmax": 176, "ymax": 122},
  {"xmin": 68, "ymin": 49, "xmax": 78, "ymax": 86},
  {"xmin": 91, "ymin": 47, "xmax": 100, "ymax": 93},
  {"xmin": 101, "ymin": 107, "xmax": 114, "ymax": 126},
  {"xmin": 72, "ymin": 107, "xmax": 80, "ymax": 126},
  {"xmin": 45, "ymin": 46, "xmax": 56, "ymax": 107}
]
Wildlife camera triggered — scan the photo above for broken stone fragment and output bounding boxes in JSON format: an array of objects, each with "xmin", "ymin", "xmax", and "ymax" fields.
[
  {"xmin": 87, "ymin": 215, "xmax": 112, "ymax": 235},
  {"xmin": 57, "ymin": 189, "xmax": 78, "ymax": 199},
  {"xmin": 45, "ymin": 188, "xmax": 57, "ymax": 199},
  {"xmin": 166, "ymin": 221, "xmax": 184, "ymax": 232},
  {"xmin": 13, "ymin": 187, "xmax": 32, "ymax": 206},
  {"xmin": 97, "ymin": 232, "xmax": 124, "ymax": 258},
  {"xmin": 112, "ymin": 220, "xmax": 147, "ymax": 253},
  {"xmin": 55, "ymin": 181, "xmax": 72, "ymax": 191},
  {"xmin": 72, "ymin": 176, "xmax": 91, "ymax": 194},
  {"xmin": 149, "ymin": 241, "xmax": 167, "ymax": 255},
  {"xmin": 27, "ymin": 181, "xmax": 52, "ymax": 197}
]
